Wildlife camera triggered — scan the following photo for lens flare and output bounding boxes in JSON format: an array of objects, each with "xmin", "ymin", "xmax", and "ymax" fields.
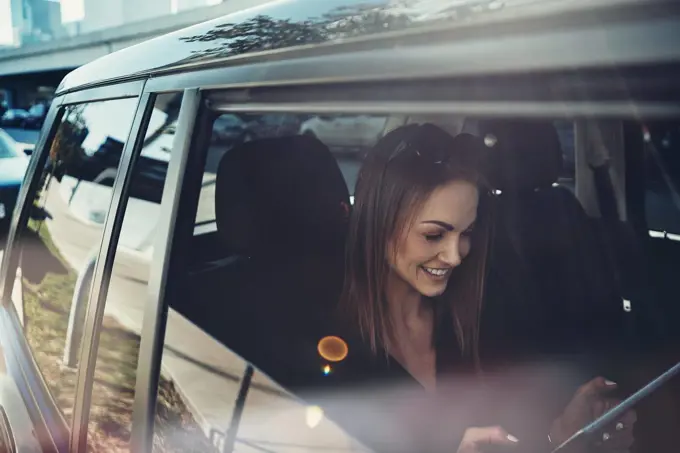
[
  {"xmin": 323, "ymin": 364, "xmax": 332, "ymax": 375},
  {"xmin": 318, "ymin": 336, "xmax": 348, "ymax": 362},
  {"xmin": 305, "ymin": 405, "xmax": 324, "ymax": 428}
]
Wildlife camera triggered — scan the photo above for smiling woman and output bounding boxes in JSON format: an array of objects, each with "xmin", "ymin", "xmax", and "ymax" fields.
[{"xmin": 342, "ymin": 124, "xmax": 491, "ymax": 362}]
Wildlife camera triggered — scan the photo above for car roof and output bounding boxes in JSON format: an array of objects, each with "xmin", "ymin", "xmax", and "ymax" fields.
[{"xmin": 57, "ymin": 0, "xmax": 679, "ymax": 95}]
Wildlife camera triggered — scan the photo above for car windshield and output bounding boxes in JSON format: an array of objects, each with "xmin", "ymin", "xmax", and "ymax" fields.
[{"xmin": 0, "ymin": 130, "xmax": 18, "ymax": 158}]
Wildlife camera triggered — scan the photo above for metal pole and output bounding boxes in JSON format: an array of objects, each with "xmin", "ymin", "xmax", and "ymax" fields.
[
  {"xmin": 222, "ymin": 364, "xmax": 255, "ymax": 453},
  {"xmin": 62, "ymin": 249, "xmax": 98, "ymax": 368}
]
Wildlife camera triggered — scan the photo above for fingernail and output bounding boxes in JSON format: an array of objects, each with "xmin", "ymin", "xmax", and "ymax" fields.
[
  {"xmin": 605, "ymin": 380, "xmax": 617, "ymax": 386},
  {"xmin": 507, "ymin": 434, "xmax": 519, "ymax": 443}
]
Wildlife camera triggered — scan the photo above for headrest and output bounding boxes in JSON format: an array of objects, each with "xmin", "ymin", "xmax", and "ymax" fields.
[
  {"xmin": 476, "ymin": 120, "xmax": 563, "ymax": 192},
  {"xmin": 215, "ymin": 135, "xmax": 351, "ymax": 254}
]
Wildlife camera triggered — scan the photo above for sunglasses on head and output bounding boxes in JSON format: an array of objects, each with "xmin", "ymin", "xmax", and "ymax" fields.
[{"xmin": 387, "ymin": 131, "xmax": 485, "ymax": 166}]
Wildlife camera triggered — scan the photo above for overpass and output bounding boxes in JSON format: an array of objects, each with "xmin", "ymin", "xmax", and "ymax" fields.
[{"xmin": 0, "ymin": 0, "xmax": 273, "ymax": 107}]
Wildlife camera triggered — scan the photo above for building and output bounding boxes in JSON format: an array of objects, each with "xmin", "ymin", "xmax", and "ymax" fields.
[
  {"xmin": 175, "ymin": 0, "xmax": 223, "ymax": 13},
  {"xmin": 1, "ymin": 0, "xmax": 65, "ymax": 46},
  {"xmin": 82, "ymin": 0, "xmax": 174, "ymax": 33}
]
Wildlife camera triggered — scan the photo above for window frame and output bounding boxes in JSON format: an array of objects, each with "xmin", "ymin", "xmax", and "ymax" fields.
[
  {"xmin": 137, "ymin": 64, "xmax": 680, "ymax": 453},
  {"xmin": 128, "ymin": 88, "xmax": 206, "ymax": 453},
  {"xmin": 69, "ymin": 88, "xmax": 155, "ymax": 453},
  {"xmin": 0, "ymin": 80, "xmax": 147, "ymax": 453}
]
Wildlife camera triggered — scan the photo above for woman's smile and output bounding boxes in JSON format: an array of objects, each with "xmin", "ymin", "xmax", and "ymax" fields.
[{"xmin": 420, "ymin": 266, "xmax": 451, "ymax": 279}]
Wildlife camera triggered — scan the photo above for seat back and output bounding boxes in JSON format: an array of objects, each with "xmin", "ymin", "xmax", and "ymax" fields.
[
  {"xmin": 479, "ymin": 119, "xmax": 623, "ymax": 360},
  {"xmin": 209, "ymin": 135, "xmax": 351, "ymax": 384}
]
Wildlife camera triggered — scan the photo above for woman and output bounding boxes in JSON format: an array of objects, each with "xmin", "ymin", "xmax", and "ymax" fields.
[{"xmin": 341, "ymin": 123, "xmax": 636, "ymax": 453}]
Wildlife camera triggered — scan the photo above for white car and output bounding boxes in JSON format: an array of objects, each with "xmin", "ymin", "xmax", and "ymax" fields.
[
  {"xmin": 0, "ymin": 128, "xmax": 30, "ymax": 229},
  {"xmin": 300, "ymin": 114, "xmax": 387, "ymax": 152}
]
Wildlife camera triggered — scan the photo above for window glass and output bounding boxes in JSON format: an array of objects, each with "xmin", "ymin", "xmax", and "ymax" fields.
[
  {"xmin": 643, "ymin": 121, "xmax": 680, "ymax": 235},
  {"xmin": 0, "ymin": 128, "xmax": 23, "ymax": 243},
  {"xmin": 12, "ymin": 97, "xmax": 138, "ymax": 421},
  {"xmin": 167, "ymin": 107, "xmax": 679, "ymax": 453},
  {"xmin": 159, "ymin": 111, "xmax": 384, "ymax": 452},
  {"xmin": 195, "ymin": 112, "xmax": 391, "ymax": 235},
  {"xmin": 638, "ymin": 120, "xmax": 680, "ymax": 351},
  {"xmin": 85, "ymin": 93, "xmax": 182, "ymax": 452}
]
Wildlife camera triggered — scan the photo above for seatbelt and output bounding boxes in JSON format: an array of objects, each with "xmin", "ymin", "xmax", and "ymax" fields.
[{"xmin": 591, "ymin": 161, "xmax": 619, "ymax": 222}]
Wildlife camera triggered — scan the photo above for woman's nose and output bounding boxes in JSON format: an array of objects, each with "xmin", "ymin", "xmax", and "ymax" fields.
[{"xmin": 439, "ymin": 239, "xmax": 462, "ymax": 267}]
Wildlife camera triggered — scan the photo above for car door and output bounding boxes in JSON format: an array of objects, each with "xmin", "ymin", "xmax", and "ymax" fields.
[{"xmin": 0, "ymin": 87, "xmax": 142, "ymax": 453}]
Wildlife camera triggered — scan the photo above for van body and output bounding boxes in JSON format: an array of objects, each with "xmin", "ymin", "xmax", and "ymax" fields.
[{"xmin": 1, "ymin": 1, "xmax": 680, "ymax": 452}]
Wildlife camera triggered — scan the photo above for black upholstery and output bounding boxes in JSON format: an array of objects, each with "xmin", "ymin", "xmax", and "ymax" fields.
[
  {"xmin": 208, "ymin": 135, "xmax": 351, "ymax": 385},
  {"xmin": 216, "ymin": 135, "xmax": 350, "ymax": 255},
  {"xmin": 480, "ymin": 119, "xmax": 564, "ymax": 193},
  {"xmin": 479, "ymin": 119, "xmax": 625, "ymax": 365}
]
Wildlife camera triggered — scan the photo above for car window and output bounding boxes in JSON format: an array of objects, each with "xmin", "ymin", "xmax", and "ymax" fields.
[
  {"xmin": 162, "ymin": 110, "xmax": 383, "ymax": 452},
  {"xmin": 171, "ymin": 100, "xmax": 680, "ymax": 453},
  {"xmin": 85, "ymin": 93, "xmax": 182, "ymax": 452},
  {"xmin": 9, "ymin": 98, "xmax": 138, "ymax": 422},
  {"xmin": 643, "ymin": 121, "xmax": 680, "ymax": 236},
  {"xmin": 637, "ymin": 120, "xmax": 680, "ymax": 368}
]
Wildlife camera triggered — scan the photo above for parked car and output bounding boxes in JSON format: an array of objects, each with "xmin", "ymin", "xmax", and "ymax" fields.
[
  {"xmin": 0, "ymin": 2, "xmax": 679, "ymax": 453},
  {"xmin": 0, "ymin": 128, "xmax": 29, "ymax": 234},
  {"xmin": 211, "ymin": 113, "xmax": 252, "ymax": 145},
  {"xmin": 300, "ymin": 114, "xmax": 387, "ymax": 153},
  {"xmin": 0, "ymin": 109, "xmax": 29, "ymax": 128},
  {"xmin": 22, "ymin": 103, "xmax": 49, "ymax": 130},
  {"xmin": 212, "ymin": 113, "xmax": 304, "ymax": 147}
]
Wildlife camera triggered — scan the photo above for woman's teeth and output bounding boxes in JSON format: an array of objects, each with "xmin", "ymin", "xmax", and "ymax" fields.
[{"xmin": 422, "ymin": 267, "xmax": 449, "ymax": 277}]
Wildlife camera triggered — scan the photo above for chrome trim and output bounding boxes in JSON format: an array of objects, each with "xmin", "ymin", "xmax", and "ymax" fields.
[
  {"xmin": 70, "ymin": 86, "xmax": 152, "ymax": 453},
  {"xmin": 649, "ymin": 230, "xmax": 680, "ymax": 242},
  {"xmin": 61, "ymin": 81, "xmax": 145, "ymax": 105},
  {"xmin": 130, "ymin": 88, "xmax": 201, "ymax": 453}
]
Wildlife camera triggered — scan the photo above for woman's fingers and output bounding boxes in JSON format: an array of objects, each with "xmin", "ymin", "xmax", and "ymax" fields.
[
  {"xmin": 598, "ymin": 410, "xmax": 637, "ymax": 451},
  {"xmin": 577, "ymin": 377, "xmax": 618, "ymax": 399},
  {"xmin": 457, "ymin": 426, "xmax": 519, "ymax": 453}
]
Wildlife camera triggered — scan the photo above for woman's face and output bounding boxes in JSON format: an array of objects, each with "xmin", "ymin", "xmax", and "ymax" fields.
[{"xmin": 388, "ymin": 179, "xmax": 479, "ymax": 298}]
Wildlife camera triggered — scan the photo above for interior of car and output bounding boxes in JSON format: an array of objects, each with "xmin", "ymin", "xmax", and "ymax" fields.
[{"xmin": 163, "ymin": 106, "xmax": 680, "ymax": 452}]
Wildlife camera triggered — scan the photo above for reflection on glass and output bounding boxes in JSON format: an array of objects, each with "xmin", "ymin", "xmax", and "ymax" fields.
[
  {"xmin": 154, "ymin": 109, "xmax": 380, "ymax": 453},
  {"xmin": 85, "ymin": 93, "xmax": 184, "ymax": 452},
  {"xmin": 15, "ymin": 97, "xmax": 138, "ymax": 421}
]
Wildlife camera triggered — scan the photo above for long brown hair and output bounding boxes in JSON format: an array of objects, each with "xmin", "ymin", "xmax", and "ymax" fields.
[{"xmin": 342, "ymin": 123, "xmax": 492, "ymax": 365}]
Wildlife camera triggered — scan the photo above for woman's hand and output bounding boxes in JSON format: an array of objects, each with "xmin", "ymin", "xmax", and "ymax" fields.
[
  {"xmin": 456, "ymin": 426, "xmax": 519, "ymax": 453},
  {"xmin": 550, "ymin": 377, "xmax": 636, "ymax": 452}
]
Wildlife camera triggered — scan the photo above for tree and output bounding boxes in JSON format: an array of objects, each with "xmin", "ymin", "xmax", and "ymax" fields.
[{"xmin": 179, "ymin": 15, "xmax": 328, "ymax": 62}]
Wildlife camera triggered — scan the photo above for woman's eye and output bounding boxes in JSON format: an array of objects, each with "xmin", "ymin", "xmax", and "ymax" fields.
[
  {"xmin": 461, "ymin": 226, "xmax": 475, "ymax": 237},
  {"xmin": 424, "ymin": 233, "xmax": 444, "ymax": 242},
  {"xmin": 461, "ymin": 231, "xmax": 474, "ymax": 239}
]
